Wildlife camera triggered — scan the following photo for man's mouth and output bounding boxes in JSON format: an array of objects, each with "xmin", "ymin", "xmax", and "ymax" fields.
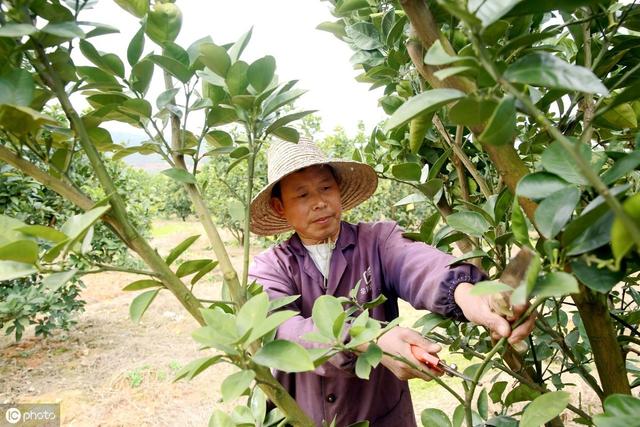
[{"xmin": 314, "ymin": 215, "xmax": 332, "ymax": 224}]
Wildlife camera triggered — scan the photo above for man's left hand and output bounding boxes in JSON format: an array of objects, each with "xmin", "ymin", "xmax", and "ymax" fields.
[{"xmin": 453, "ymin": 282, "xmax": 536, "ymax": 344}]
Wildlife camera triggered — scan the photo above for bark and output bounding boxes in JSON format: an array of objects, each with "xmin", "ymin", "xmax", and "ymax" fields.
[
  {"xmin": 572, "ymin": 284, "xmax": 631, "ymax": 398},
  {"xmin": 402, "ymin": 3, "xmax": 538, "ymax": 221}
]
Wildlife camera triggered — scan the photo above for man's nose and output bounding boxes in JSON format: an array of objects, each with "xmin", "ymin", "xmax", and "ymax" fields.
[{"xmin": 311, "ymin": 192, "xmax": 327, "ymax": 209}]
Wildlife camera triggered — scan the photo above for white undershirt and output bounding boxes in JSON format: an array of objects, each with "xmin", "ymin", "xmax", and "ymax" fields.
[{"xmin": 302, "ymin": 242, "xmax": 334, "ymax": 278}]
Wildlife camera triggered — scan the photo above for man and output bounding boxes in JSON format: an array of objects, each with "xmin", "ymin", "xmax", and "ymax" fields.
[{"xmin": 249, "ymin": 138, "xmax": 535, "ymax": 426}]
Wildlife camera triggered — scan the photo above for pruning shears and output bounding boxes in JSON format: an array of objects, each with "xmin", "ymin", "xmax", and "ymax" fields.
[{"xmin": 410, "ymin": 345, "xmax": 476, "ymax": 383}]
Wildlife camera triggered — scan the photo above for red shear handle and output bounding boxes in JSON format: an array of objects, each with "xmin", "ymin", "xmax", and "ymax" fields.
[{"xmin": 410, "ymin": 345, "xmax": 443, "ymax": 373}]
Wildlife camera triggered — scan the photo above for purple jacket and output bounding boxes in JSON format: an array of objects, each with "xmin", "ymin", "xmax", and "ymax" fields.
[{"xmin": 249, "ymin": 221, "xmax": 485, "ymax": 426}]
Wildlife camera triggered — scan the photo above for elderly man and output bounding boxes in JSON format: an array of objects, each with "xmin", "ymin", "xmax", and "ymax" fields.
[{"xmin": 249, "ymin": 138, "xmax": 535, "ymax": 426}]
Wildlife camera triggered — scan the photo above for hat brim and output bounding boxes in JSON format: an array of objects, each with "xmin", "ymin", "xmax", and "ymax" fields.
[{"xmin": 250, "ymin": 160, "xmax": 378, "ymax": 236}]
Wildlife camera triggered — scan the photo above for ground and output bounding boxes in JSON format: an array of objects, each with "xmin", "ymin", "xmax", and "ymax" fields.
[{"xmin": 0, "ymin": 220, "xmax": 600, "ymax": 426}]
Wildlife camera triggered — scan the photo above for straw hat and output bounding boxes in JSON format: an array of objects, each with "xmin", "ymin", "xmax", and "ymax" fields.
[{"xmin": 250, "ymin": 138, "xmax": 378, "ymax": 236}]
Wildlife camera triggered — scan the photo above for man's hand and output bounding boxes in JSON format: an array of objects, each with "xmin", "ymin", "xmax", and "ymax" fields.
[
  {"xmin": 454, "ymin": 282, "xmax": 536, "ymax": 344},
  {"xmin": 374, "ymin": 327, "xmax": 443, "ymax": 381}
]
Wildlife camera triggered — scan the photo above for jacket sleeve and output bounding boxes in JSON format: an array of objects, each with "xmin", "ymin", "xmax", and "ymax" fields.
[
  {"xmin": 379, "ymin": 222, "xmax": 487, "ymax": 321},
  {"xmin": 249, "ymin": 252, "xmax": 356, "ymax": 378}
]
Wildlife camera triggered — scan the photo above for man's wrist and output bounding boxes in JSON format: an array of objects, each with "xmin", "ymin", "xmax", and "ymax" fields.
[{"xmin": 453, "ymin": 282, "xmax": 475, "ymax": 308}]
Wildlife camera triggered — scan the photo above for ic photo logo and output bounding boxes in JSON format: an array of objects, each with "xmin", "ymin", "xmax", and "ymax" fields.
[{"xmin": 5, "ymin": 407, "xmax": 21, "ymax": 424}]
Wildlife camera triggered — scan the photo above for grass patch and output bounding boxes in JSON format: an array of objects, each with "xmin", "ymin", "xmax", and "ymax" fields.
[{"xmin": 151, "ymin": 220, "xmax": 196, "ymax": 238}]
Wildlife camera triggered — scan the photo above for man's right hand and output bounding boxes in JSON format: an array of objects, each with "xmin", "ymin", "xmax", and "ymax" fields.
[{"xmin": 375, "ymin": 326, "xmax": 443, "ymax": 381}]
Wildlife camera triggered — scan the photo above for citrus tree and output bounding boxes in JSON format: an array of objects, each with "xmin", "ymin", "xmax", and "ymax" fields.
[
  {"xmin": 1, "ymin": 0, "xmax": 640, "ymax": 426},
  {"xmin": 313, "ymin": 0, "xmax": 640, "ymax": 425}
]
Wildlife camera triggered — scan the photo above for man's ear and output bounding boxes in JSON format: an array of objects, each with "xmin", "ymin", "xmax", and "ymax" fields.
[{"xmin": 270, "ymin": 197, "xmax": 285, "ymax": 217}]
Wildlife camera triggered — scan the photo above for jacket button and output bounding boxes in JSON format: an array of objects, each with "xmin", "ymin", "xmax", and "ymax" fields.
[{"xmin": 326, "ymin": 393, "xmax": 336, "ymax": 403}]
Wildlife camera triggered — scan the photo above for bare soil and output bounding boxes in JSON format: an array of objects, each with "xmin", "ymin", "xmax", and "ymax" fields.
[{"xmin": 0, "ymin": 220, "xmax": 602, "ymax": 426}]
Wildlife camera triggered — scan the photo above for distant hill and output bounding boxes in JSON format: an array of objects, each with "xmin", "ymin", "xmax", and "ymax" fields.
[{"xmin": 110, "ymin": 130, "xmax": 167, "ymax": 173}]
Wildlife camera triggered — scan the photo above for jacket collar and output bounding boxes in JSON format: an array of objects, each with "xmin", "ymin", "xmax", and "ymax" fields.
[{"xmin": 287, "ymin": 221, "xmax": 357, "ymax": 256}]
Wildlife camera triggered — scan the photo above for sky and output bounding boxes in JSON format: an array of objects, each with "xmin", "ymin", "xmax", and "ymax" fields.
[{"xmin": 79, "ymin": 0, "xmax": 386, "ymax": 139}]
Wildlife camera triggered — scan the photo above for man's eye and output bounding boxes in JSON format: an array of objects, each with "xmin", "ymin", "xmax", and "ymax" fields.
[{"xmin": 298, "ymin": 193, "xmax": 308, "ymax": 198}]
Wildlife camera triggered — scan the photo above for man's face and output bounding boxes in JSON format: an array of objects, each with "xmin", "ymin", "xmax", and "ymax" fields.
[{"xmin": 271, "ymin": 165, "xmax": 342, "ymax": 244}]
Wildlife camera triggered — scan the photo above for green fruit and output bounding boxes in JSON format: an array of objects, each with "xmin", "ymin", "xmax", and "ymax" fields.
[
  {"xmin": 145, "ymin": 2, "xmax": 182, "ymax": 45},
  {"xmin": 409, "ymin": 113, "xmax": 431, "ymax": 154}
]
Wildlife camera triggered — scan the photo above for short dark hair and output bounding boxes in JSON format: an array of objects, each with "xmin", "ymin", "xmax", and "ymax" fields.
[{"xmin": 270, "ymin": 164, "xmax": 340, "ymax": 201}]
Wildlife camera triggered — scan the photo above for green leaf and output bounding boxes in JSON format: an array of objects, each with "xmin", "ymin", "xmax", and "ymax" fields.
[
  {"xmin": 173, "ymin": 356, "xmax": 222, "ymax": 382},
  {"xmin": 385, "ymin": 89, "xmax": 465, "ymax": 131},
  {"xmin": 236, "ymin": 292, "xmax": 269, "ymax": 338},
  {"xmin": 271, "ymin": 126, "xmax": 299, "ymax": 143},
  {"xmin": 469, "ymin": 280, "xmax": 513, "ymax": 296},
  {"xmin": 316, "ymin": 21, "xmax": 347, "ymax": 40},
  {"xmin": 511, "ymin": 199, "xmax": 531, "ymax": 247},
  {"xmin": 478, "ymin": 95, "xmax": 516, "ymax": 146},
  {"xmin": 123, "ymin": 279, "xmax": 164, "ymax": 292},
  {"xmin": 0, "ymin": 69, "xmax": 34, "ymax": 107},
  {"xmin": 225, "ymin": 61, "xmax": 249, "ymax": 96},
  {"xmin": 477, "ymin": 388, "xmax": 489, "ymax": 420},
  {"xmin": 489, "ymin": 381, "xmax": 508, "ymax": 403},
  {"xmin": 221, "ymin": 370, "xmax": 255, "ymax": 403},
  {"xmin": 161, "ymin": 168, "xmax": 197, "ymax": 184},
  {"xmin": 421, "ymin": 408, "xmax": 452, "ymax": 427},
  {"xmin": 516, "ymin": 172, "xmax": 572, "ymax": 200},
  {"xmin": 447, "ymin": 249, "xmax": 489, "ymax": 266},
  {"xmin": 248, "ymin": 55, "xmax": 276, "ymax": 93},
  {"xmin": 16, "ymin": 225, "xmax": 67, "ymax": 243},
  {"xmin": 207, "ymin": 106, "xmax": 238, "ymax": 126},
  {"xmin": 447, "ymin": 211, "xmax": 491, "ymax": 237},
  {"xmin": 434, "ymin": 66, "xmax": 474, "ymax": 81},
  {"xmin": 535, "ymin": 186, "xmax": 580, "ymax": 239},
  {"xmin": 228, "ymin": 27, "xmax": 253, "ymax": 62},
  {"xmin": 0, "ymin": 105, "xmax": 58, "ymax": 135},
  {"xmin": 570, "ymin": 259, "xmax": 624, "ymax": 294},
  {"xmin": 520, "ymin": 391, "xmax": 570, "ymax": 427},
  {"xmin": 0, "ymin": 261, "xmax": 37, "ymax": 281},
  {"xmin": 505, "ymin": 383, "xmax": 541, "ymax": 406},
  {"xmin": 593, "ymin": 394, "xmax": 640, "ymax": 427},
  {"xmin": 533, "ymin": 272, "xmax": 579, "ymax": 299},
  {"xmin": 566, "ymin": 210, "xmax": 614, "ymax": 256},
  {"xmin": 41, "ymin": 21, "xmax": 85, "ymax": 39},
  {"xmin": 541, "ymin": 141, "xmax": 592, "ymax": 186},
  {"xmin": 176, "ymin": 259, "xmax": 213, "ymax": 277},
  {"xmin": 504, "ymin": 53, "xmax": 609, "ymax": 95},
  {"xmin": 0, "ymin": 23, "xmax": 37, "ymax": 37},
  {"xmin": 312, "ymin": 295, "xmax": 344, "ymax": 339},
  {"xmin": 198, "ymin": 43, "xmax": 231, "ymax": 77},
  {"xmin": 611, "ymin": 194, "xmax": 640, "ymax": 267},
  {"xmin": 345, "ymin": 22, "xmax": 383, "ymax": 50},
  {"xmin": 413, "ymin": 312, "xmax": 448, "ymax": 334},
  {"xmin": 253, "ymin": 340, "xmax": 314, "ymax": 372},
  {"xmin": 0, "ymin": 240, "xmax": 39, "ymax": 264},
  {"xmin": 209, "ymin": 410, "xmax": 234, "ymax": 427},
  {"xmin": 165, "ymin": 235, "xmax": 200, "ymax": 265},
  {"xmin": 42, "ymin": 270, "xmax": 77, "ymax": 292},
  {"xmin": 469, "ymin": 0, "xmax": 524, "ymax": 28},
  {"xmin": 337, "ymin": 0, "xmax": 370, "ymax": 14},
  {"xmin": 596, "ymin": 102, "xmax": 637, "ymax": 130},
  {"xmin": 149, "ymin": 54, "xmax": 192, "ymax": 84},
  {"xmin": 113, "ymin": 0, "xmax": 148, "ymax": 18},
  {"xmin": 265, "ymin": 110, "xmax": 316, "ymax": 135},
  {"xmin": 601, "ymin": 151, "xmax": 640, "ymax": 185},
  {"xmin": 506, "ymin": 0, "xmax": 599, "ymax": 16},
  {"xmin": 131, "ymin": 60, "xmax": 154, "ymax": 95},
  {"xmin": 127, "ymin": 26, "xmax": 145, "ymax": 67},
  {"xmin": 247, "ymin": 310, "xmax": 297, "ymax": 343},
  {"xmin": 145, "ymin": 2, "xmax": 182, "ymax": 45},
  {"xmin": 424, "ymin": 40, "xmax": 467, "ymax": 65},
  {"xmin": 355, "ymin": 343, "xmax": 382, "ymax": 380},
  {"xmin": 391, "ymin": 163, "xmax": 422, "ymax": 181},
  {"xmin": 58, "ymin": 205, "xmax": 110, "ymax": 253},
  {"xmin": 130, "ymin": 289, "xmax": 160, "ymax": 323},
  {"xmin": 119, "ymin": 99, "xmax": 152, "ymax": 118},
  {"xmin": 263, "ymin": 88, "xmax": 307, "ymax": 117}
]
